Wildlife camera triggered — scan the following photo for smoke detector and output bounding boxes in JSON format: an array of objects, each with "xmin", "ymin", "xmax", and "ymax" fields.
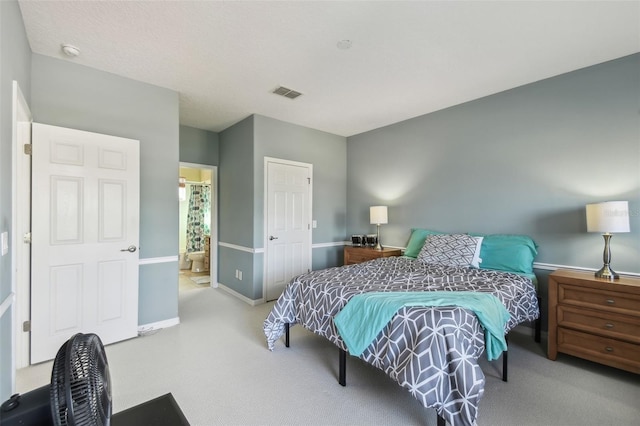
[
  {"xmin": 336, "ymin": 40, "xmax": 352, "ymax": 50},
  {"xmin": 61, "ymin": 44, "xmax": 80, "ymax": 58}
]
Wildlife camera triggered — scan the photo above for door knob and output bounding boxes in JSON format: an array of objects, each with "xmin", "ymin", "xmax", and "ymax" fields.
[
  {"xmin": 269, "ymin": 236, "xmax": 278, "ymax": 240},
  {"xmin": 120, "ymin": 245, "xmax": 137, "ymax": 253}
]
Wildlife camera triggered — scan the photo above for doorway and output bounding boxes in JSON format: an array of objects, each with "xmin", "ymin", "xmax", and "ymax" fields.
[{"xmin": 178, "ymin": 163, "xmax": 217, "ymax": 294}]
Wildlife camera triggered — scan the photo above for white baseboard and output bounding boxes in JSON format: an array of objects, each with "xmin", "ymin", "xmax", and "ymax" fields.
[
  {"xmin": 217, "ymin": 283, "xmax": 265, "ymax": 306},
  {"xmin": 533, "ymin": 262, "xmax": 639, "ymax": 277},
  {"xmin": 139, "ymin": 255, "xmax": 178, "ymax": 265},
  {"xmin": 138, "ymin": 317, "xmax": 180, "ymax": 335}
]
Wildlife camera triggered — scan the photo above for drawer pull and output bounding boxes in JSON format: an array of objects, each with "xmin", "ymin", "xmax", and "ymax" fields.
[
  {"xmin": 604, "ymin": 347, "xmax": 614, "ymax": 352},
  {"xmin": 605, "ymin": 299, "xmax": 615, "ymax": 305},
  {"xmin": 604, "ymin": 323, "xmax": 614, "ymax": 329}
]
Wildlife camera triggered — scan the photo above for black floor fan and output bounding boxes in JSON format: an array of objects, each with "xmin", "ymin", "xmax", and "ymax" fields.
[{"xmin": 1, "ymin": 333, "xmax": 112, "ymax": 426}]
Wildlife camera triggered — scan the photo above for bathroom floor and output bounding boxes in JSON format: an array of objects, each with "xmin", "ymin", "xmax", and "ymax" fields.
[{"xmin": 178, "ymin": 270, "xmax": 210, "ymax": 292}]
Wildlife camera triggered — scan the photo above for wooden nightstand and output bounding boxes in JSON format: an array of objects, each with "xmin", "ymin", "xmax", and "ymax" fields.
[
  {"xmin": 547, "ymin": 269, "xmax": 640, "ymax": 373},
  {"xmin": 343, "ymin": 246, "xmax": 401, "ymax": 265}
]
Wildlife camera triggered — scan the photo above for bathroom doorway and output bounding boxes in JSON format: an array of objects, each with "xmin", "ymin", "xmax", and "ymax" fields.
[{"xmin": 178, "ymin": 163, "xmax": 218, "ymax": 293}]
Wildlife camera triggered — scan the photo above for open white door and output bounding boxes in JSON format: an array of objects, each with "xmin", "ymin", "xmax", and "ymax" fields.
[
  {"xmin": 31, "ymin": 124, "xmax": 140, "ymax": 363},
  {"xmin": 264, "ymin": 158, "xmax": 312, "ymax": 301},
  {"xmin": 12, "ymin": 81, "xmax": 32, "ymax": 373}
]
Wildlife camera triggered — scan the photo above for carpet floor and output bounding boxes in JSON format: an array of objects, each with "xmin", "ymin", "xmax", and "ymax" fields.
[{"xmin": 15, "ymin": 286, "xmax": 640, "ymax": 425}]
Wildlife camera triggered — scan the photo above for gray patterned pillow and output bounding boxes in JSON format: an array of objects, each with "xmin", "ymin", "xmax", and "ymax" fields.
[{"xmin": 417, "ymin": 233, "xmax": 479, "ymax": 267}]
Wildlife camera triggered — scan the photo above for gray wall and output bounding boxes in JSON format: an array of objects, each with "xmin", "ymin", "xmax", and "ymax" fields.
[
  {"xmin": 31, "ymin": 54, "xmax": 181, "ymax": 326},
  {"xmin": 219, "ymin": 115, "xmax": 347, "ymax": 300},
  {"xmin": 0, "ymin": 0, "xmax": 32, "ymax": 402},
  {"xmin": 254, "ymin": 115, "xmax": 348, "ymax": 245},
  {"xmin": 219, "ymin": 116, "xmax": 256, "ymax": 297},
  {"xmin": 254, "ymin": 115, "xmax": 348, "ymax": 269},
  {"xmin": 179, "ymin": 124, "xmax": 219, "ymax": 165},
  {"xmin": 347, "ymin": 54, "xmax": 640, "ymax": 328},
  {"xmin": 219, "ymin": 116, "xmax": 255, "ymax": 247}
]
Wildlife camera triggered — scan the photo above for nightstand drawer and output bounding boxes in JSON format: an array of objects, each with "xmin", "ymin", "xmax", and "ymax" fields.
[
  {"xmin": 559, "ymin": 284, "xmax": 640, "ymax": 315},
  {"xmin": 557, "ymin": 328, "xmax": 640, "ymax": 373},
  {"xmin": 548, "ymin": 270, "xmax": 640, "ymax": 373},
  {"xmin": 557, "ymin": 305, "xmax": 640, "ymax": 344},
  {"xmin": 343, "ymin": 246, "xmax": 401, "ymax": 265},
  {"xmin": 347, "ymin": 251, "xmax": 373, "ymax": 264}
]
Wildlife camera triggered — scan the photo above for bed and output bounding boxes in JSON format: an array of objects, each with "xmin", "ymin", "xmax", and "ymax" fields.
[{"xmin": 263, "ymin": 231, "xmax": 540, "ymax": 426}]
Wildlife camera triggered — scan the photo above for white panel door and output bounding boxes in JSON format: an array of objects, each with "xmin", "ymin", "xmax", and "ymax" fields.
[
  {"xmin": 31, "ymin": 123, "xmax": 140, "ymax": 363},
  {"xmin": 12, "ymin": 81, "xmax": 32, "ymax": 370},
  {"xmin": 265, "ymin": 159, "xmax": 311, "ymax": 301}
]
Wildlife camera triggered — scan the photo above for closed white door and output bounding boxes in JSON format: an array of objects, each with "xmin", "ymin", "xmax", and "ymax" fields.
[
  {"xmin": 265, "ymin": 159, "xmax": 312, "ymax": 301},
  {"xmin": 31, "ymin": 124, "xmax": 140, "ymax": 363}
]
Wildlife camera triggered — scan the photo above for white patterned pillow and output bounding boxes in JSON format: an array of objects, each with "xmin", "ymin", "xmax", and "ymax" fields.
[
  {"xmin": 470, "ymin": 236, "xmax": 483, "ymax": 268},
  {"xmin": 417, "ymin": 233, "xmax": 479, "ymax": 267}
]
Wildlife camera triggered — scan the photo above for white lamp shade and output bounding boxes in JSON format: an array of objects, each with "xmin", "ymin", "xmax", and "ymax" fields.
[
  {"xmin": 586, "ymin": 201, "xmax": 630, "ymax": 233},
  {"xmin": 370, "ymin": 206, "xmax": 388, "ymax": 225}
]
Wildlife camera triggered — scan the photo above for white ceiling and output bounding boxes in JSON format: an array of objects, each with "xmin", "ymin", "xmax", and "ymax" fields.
[{"xmin": 18, "ymin": 1, "xmax": 640, "ymax": 137}]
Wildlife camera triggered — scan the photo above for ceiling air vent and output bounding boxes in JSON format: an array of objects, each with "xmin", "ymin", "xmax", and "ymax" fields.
[{"xmin": 272, "ymin": 86, "xmax": 302, "ymax": 99}]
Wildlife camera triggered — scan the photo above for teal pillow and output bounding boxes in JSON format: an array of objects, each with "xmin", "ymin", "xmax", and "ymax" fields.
[
  {"xmin": 403, "ymin": 228, "xmax": 444, "ymax": 258},
  {"xmin": 471, "ymin": 234, "xmax": 538, "ymax": 274}
]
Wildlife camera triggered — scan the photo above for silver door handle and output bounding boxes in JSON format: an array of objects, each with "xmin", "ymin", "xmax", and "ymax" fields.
[
  {"xmin": 120, "ymin": 245, "xmax": 137, "ymax": 253},
  {"xmin": 269, "ymin": 236, "xmax": 278, "ymax": 240}
]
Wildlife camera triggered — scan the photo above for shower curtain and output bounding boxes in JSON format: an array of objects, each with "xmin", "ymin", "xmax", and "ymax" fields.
[{"xmin": 186, "ymin": 184, "xmax": 211, "ymax": 252}]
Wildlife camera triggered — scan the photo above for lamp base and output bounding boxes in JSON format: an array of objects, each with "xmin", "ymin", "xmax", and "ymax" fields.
[
  {"xmin": 374, "ymin": 224, "xmax": 383, "ymax": 250},
  {"xmin": 595, "ymin": 234, "xmax": 619, "ymax": 280},
  {"xmin": 595, "ymin": 264, "xmax": 619, "ymax": 280}
]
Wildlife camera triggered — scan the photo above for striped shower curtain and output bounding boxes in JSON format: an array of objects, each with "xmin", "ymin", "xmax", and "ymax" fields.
[{"xmin": 186, "ymin": 184, "xmax": 211, "ymax": 252}]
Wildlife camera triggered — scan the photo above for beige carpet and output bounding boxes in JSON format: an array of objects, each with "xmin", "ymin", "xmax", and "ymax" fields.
[{"xmin": 15, "ymin": 287, "xmax": 640, "ymax": 425}]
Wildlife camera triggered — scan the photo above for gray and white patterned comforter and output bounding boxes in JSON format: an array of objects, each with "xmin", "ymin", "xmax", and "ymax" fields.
[{"xmin": 263, "ymin": 256, "xmax": 539, "ymax": 426}]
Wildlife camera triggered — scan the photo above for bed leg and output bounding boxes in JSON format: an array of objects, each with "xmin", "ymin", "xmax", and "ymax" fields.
[
  {"xmin": 285, "ymin": 323, "xmax": 290, "ymax": 348},
  {"xmin": 339, "ymin": 348, "xmax": 346, "ymax": 386},
  {"xmin": 437, "ymin": 413, "xmax": 446, "ymax": 426},
  {"xmin": 535, "ymin": 295, "xmax": 541, "ymax": 343},
  {"xmin": 502, "ymin": 335, "xmax": 508, "ymax": 382}
]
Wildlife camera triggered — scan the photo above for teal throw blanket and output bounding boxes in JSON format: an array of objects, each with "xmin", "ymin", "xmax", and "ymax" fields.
[{"xmin": 333, "ymin": 291, "xmax": 510, "ymax": 360}]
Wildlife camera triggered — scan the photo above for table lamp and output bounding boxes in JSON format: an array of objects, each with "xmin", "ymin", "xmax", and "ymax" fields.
[
  {"xmin": 370, "ymin": 206, "xmax": 388, "ymax": 250},
  {"xmin": 586, "ymin": 201, "xmax": 630, "ymax": 280}
]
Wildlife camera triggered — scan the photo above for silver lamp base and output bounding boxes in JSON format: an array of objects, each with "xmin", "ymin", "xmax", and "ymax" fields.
[
  {"xmin": 374, "ymin": 224, "xmax": 383, "ymax": 251},
  {"xmin": 595, "ymin": 233, "xmax": 619, "ymax": 280},
  {"xmin": 595, "ymin": 265, "xmax": 619, "ymax": 280}
]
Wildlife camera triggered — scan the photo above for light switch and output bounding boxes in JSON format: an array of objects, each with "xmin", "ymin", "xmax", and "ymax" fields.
[
  {"xmin": 1, "ymin": 231, "xmax": 8, "ymax": 256},
  {"xmin": 312, "ymin": 220, "xmax": 317, "ymax": 228}
]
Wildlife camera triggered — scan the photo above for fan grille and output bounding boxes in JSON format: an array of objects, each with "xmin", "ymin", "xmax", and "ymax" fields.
[{"xmin": 51, "ymin": 333, "xmax": 112, "ymax": 426}]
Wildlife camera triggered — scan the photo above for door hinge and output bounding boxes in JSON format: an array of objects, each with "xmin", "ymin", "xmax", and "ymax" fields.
[
  {"xmin": 23, "ymin": 320, "xmax": 31, "ymax": 332},
  {"xmin": 23, "ymin": 144, "xmax": 32, "ymax": 155},
  {"xmin": 307, "ymin": 177, "xmax": 310, "ymax": 184},
  {"xmin": 23, "ymin": 232, "xmax": 31, "ymax": 244}
]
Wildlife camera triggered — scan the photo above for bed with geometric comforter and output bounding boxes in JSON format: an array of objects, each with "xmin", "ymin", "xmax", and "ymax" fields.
[{"xmin": 264, "ymin": 256, "xmax": 539, "ymax": 426}]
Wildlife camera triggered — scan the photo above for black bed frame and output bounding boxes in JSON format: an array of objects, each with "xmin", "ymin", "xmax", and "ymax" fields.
[{"xmin": 282, "ymin": 296, "xmax": 542, "ymax": 426}]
